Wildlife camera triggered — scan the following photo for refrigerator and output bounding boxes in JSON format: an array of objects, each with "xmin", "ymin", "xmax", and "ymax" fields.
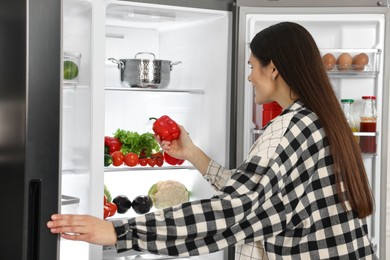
[
  {"xmin": 233, "ymin": 1, "xmax": 390, "ymax": 260},
  {"xmin": 2, "ymin": 1, "xmax": 390, "ymax": 260},
  {"xmin": 1, "ymin": 0, "xmax": 234, "ymax": 260}
]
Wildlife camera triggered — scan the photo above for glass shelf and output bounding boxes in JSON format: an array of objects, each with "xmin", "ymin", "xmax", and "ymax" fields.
[
  {"xmin": 105, "ymin": 86, "xmax": 204, "ymax": 94},
  {"xmin": 104, "ymin": 164, "xmax": 196, "ymax": 172},
  {"xmin": 353, "ymin": 132, "xmax": 378, "ymax": 137}
]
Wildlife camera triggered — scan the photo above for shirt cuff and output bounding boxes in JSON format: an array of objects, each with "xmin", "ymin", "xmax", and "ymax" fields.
[
  {"xmin": 204, "ymin": 160, "xmax": 230, "ymax": 190},
  {"xmin": 111, "ymin": 219, "xmax": 134, "ymax": 253}
]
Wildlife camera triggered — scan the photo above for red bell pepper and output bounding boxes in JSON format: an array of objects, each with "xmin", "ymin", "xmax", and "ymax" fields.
[
  {"xmin": 149, "ymin": 115, "xmax": 181, "ymax": 141},
  {"xmin": 150, "ymin": 115, "xmax": 185, "ymax": 165},
  {"xmin": 164, "ymin": 152, "xmax": 184, "ymax": 166}
]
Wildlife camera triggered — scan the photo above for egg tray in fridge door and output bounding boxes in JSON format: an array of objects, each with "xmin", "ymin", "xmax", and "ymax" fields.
[{"xmin": 320, "ymin": 49, "xmax": 380, "ymax": 76}]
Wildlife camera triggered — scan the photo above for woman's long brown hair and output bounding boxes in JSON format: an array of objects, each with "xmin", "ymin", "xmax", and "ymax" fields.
[{"xmin": 250, "ymin": 22, "xmax": 373, "ymax": 218}]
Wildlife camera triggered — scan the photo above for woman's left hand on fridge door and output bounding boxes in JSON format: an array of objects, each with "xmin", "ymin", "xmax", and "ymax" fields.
[{"xmin": 47, "ymin": 214, "xmax": 117, "ymax": 245}]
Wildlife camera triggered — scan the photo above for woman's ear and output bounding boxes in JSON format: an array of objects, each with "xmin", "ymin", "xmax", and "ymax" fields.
[{"xmin": 270, "ymin": 60, "xmax": 278, "ymax": 80}]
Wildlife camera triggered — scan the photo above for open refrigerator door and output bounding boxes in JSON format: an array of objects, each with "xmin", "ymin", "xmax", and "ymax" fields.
[
  {"xmin": 235, "ymin": 3, "xmax": 390, "ymax": 259},
  {"xmin": 61, "ymin": 0, "xmax": 106, "ymax": 259},
  {"xmin": 102, "ymin": 1, "xmax": 231, "ymax": 259}
]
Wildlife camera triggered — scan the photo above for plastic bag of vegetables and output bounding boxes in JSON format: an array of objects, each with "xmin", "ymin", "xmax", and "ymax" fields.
[{"xmin": 148, "ymin": 180, "xmax": 189, "ymax": 209}]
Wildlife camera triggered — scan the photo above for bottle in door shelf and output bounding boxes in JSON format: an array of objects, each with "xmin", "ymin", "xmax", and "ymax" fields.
[
  {"xmin": 341, "ymin": 99, "xmax": 358, "ymax": 141},
  {"xmin": 359, "ymin": 96, "xmax": 377, "ymax": 154},
  {"xmin": 262, "ymin": 101, "xmax": 282, "ymax": 127}
]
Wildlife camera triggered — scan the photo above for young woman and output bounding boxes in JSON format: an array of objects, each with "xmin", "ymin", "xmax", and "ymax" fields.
[{"xmin": 47, "ymin": 22, "xmax": 377, "ymax": 259}]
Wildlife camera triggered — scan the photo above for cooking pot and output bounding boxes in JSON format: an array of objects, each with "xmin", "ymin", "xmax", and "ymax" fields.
[{"xmin": 109, "ymin": 52, "xmax": 181, "ymax": 88}]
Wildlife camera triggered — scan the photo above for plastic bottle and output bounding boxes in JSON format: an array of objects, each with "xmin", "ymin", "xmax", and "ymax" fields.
[
  {"xmin": 341, "ymin": 99, "xmax": 358, "ymax": 141},
  {"xmin": 359, "ymin": 96, "xmax": 377, "ymax": 154},
  {"xmin": 262, "ymin": 101, "xmax": 282, "ymax": 127}
]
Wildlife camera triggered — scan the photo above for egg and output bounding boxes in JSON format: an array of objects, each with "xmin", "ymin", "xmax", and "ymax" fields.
[
  {"xmin": 336, "ymin": 53, "xmax": 353, "ymax": 70},
  {"xmin": 352, "ymin": 53, "xmax": 369, "ymax": 71},
  {"xmin": 322, "ymin": 53, "xmax": 336, "ymax": 70}
]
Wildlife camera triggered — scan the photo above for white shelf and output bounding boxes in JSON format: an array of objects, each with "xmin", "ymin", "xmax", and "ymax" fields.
[{"xmin": 105, "ymin": 86, "xmax": 204, "ymax": 94}]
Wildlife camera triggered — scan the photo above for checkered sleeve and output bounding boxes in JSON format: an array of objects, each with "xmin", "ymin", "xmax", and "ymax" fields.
[{"xmin": 203, "ymin": 160, "xmax": 234, "ymax": 191}]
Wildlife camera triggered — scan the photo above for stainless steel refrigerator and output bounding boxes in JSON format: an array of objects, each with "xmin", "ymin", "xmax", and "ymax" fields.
[
  {"xmin": 2, "ymin": 0, "xmax": 390, "ymax": 259},
  {"xmin": 0, "ymin": 0, "xmax": 61, "ymax": 259},
  {"xmin": 1, "ymin": 0, "xmax": 235, "ymax": 260}
]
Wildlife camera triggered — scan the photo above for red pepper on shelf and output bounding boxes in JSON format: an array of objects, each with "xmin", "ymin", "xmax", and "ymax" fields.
[
  {"xmin": 150, "ymin": 115, "xmax": 181, "ymax": 141},
  {"xmin": 164, "ymin": 152, "xmax": 184, "ymax": 166}
]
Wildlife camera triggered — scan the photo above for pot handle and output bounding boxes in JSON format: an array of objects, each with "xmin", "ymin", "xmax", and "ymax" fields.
[
  {"xmin": 108, "ymin": 58, "xmax": 124, "ymax": 70},
  {"xmin": 134, "ymin": 52, "xmax": 156, "ymax": 60},
  {"xmin": 170, "ymin": 61, "xmax": 182, "ymax": 71}
]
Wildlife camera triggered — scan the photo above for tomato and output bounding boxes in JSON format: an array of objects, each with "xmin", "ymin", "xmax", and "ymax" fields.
[
  {"xmin": 147, "ymin": 158, "xmax": 156, "ymax": 167},
  {"xmin": 104, "ymin": 136, "xmax": 117, "ymax": 146},
  {"xmin": 109, "ymin": 141, "xmax": 122, "ymax": 154},
  {"xmin": 139, "ymin": 157, "xmax": 148, "ymax": 166},
  {"xmin": 104, "ymin": 194, "xmax": 107, "ymax": 205},
  {"xmin": 111, "ymin": 151, "xmax": 124, "ymax": 166},
  {"xmin": 106, "ymin": 202, "xmax": 117, "ymax": 217},
  {"xmin": 103, "ymin": 205, "xmax": 110, "ymax": 219},
  {"xmin": 124, "ymin": 152, "xmax": 139, "ymax": 167},
  {"xmin": 155, "ymin": 157, "xmax": 164, "ymax": 167}
]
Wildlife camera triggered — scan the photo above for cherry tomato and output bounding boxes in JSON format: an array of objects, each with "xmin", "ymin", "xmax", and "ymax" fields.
[
  {"xmin": 124, "ymin": 152, "xmax": 139, "ymax": 167},
  {"xmin": 155, "ymin": 157, "xmax": 164, "ymax": 167},
  {"xmin": 139, "ymin": 157, "xmax": 148, "ymax": 166},
  {"xmin": 106, "ymin": 202, "xmax": 117, "ymax": 217},
  {"xmin": 147, "ymin": 158, "xmax": 156, "ymax": 167},
  {"xmin": 104, "ymin": 205, "xmax": 110, "ymax": 219},
  {"xmin": 111, "ymin": 151, "xmax": 124, "ymax": 166}
]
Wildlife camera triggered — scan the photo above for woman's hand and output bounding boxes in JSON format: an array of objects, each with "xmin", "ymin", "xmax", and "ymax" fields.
[
  {"xmin": 157, "ymin": 125, "xmax": 211, "ymax": 175},
  {"xmin": 47, "ymin": 214, "xmax": 117, "ymax": 246},
  {"xmin": 157, "ymin": 125, "xmax": 194, "ymax": 160}
]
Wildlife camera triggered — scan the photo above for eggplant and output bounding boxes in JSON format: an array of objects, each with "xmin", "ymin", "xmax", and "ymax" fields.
[
  {"xmin": 132, "ymin": 195, "xmax": 153, "ymax": 214},
  {"xmin": 113, "ymin": 195, "xmax": 132, "ymax": 214}
]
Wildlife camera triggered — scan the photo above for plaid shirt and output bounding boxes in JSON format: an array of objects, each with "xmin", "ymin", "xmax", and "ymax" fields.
[{"xmin": 112, "ymin": 101, "xmax": 377, "ymax": 260}]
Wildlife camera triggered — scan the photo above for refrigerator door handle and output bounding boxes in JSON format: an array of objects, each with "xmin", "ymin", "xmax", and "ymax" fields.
[{"xmin": 27, "ymin": 179, "xmax": 42, "ymax": 260}]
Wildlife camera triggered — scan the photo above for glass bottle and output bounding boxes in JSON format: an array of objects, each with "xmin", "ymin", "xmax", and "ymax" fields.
[
  {"xmin": 341, "ymin": 99, "xmax": 358, "ymax": 141},
  {"xmin": 262, "ymin": 101, "xmax": 282, "ymax": 127},
  {"xmin": 359, "ymin": 96, "xmax": 377, "ymax": 154}
]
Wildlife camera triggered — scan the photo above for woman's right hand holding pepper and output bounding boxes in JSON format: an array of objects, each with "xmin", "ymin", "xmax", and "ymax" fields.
[{"xmin": 159, "ymin": 125, "xmax": 211, "ymax": 176}]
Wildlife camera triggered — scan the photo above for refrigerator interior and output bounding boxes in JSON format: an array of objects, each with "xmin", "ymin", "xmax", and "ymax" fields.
[
  {"xmin": 103, "ymin": 1, "xmax": 231, "ymax": 259},
  {"xmin": 240, "ymin": 11, "xmax": 385, "ymax": 256}
]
